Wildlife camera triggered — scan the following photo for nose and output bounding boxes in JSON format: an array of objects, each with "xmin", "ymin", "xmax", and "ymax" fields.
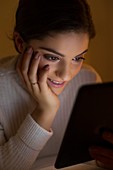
[{"xmin": 55, "ymin": 64, "xmax": 74, "ymax": 81}]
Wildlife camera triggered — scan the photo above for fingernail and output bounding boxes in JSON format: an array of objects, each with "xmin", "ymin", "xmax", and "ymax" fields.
[
  {"xmin": 25, "ymin": 46, "xmax": 33, "ymax": 53},
  {"xmin": 43, "ymin": 64, "xmax": 49, "ymax": 70},
  {"xmin": 34, "ymin": 51, "xmax": 39, "ymax": 59}
]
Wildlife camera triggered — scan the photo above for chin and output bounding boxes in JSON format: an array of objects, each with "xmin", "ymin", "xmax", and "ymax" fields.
[{"xmin": 50, "ymin": 86, "xmax": 66, "ymax": 96}]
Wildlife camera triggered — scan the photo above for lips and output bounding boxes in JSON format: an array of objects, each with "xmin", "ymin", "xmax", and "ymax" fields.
[{"xmin": 47, "ymin": 78, "xmax": 65, "ymax": 88}]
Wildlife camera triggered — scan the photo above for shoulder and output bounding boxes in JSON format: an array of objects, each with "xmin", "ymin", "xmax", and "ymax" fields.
[
  {"xmin": 0, "ymin": 55, "xmax": 28, "ymax": 106},
  {"xmin": 71, "ymin": 63, "xmax": 102, "ymax": 88},
  {"xmin": 0, "ymin": 55, "xmax": 19, "ymax": 71},
  {"xmin": 81, "ymin": 63, "xmax": 99, "ymax": 73},
  {"xmin": 0, "ymin": 55, "xmax": 19, "ymax": 78},
  {"xmin": 0, "ymin": 55, "xmax": 20, "ymax": 88}
]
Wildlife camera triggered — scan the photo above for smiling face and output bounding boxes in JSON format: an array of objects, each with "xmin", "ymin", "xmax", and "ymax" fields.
[
  {"xmin": 16, "ymin": 32, "xmax": 89, "ymax": 95},
  {"xmin": 28, "ymin": 32, "xmax": 89, "ymax": 95}
]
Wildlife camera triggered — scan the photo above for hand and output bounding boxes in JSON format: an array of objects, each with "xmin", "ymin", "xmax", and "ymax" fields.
[
  {"xmin": 89, "ymin": 130, "xmax": 113, "ymax": 170},
  {"xmin": 17, "ymin": 47, "xmax": 60, "ymax": 130}
]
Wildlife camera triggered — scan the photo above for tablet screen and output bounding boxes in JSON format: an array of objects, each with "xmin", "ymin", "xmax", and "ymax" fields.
[{"xmin": 55, "ymin": 82, "xmax": 113, "ymax": 169}]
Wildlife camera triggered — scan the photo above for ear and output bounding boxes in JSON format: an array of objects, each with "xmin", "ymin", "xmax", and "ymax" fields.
[{"xmin": 13, "ymin": 32, "xmax": 26, "ymax": 54}]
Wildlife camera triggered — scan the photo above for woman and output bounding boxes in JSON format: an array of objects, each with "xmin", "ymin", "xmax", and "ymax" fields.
[{"xmin": 0, "ymin": 0, "xmax": 113, "ymax": 169}]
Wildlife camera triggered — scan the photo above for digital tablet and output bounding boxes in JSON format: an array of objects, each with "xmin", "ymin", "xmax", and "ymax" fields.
[{"xmin": 55, "ymin": 82, "xmax": 113, "ymax": 169}]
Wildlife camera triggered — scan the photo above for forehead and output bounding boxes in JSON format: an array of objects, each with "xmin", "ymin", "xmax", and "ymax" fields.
[{"xmin": 29, "ymin": 32, "xmax": 89, "ymax": 56}]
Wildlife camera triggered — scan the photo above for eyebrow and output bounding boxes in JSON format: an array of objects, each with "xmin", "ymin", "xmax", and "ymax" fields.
[
  {"xmin": 76, "ymin": 49, "xmax": 88, "ymax": 57},
  {"xmin": 39, "ymin": 47, "xmax": 88, "ymax": 57},
  {"xmin": 39, "ymin": 47, "xmax": 65, "ymax": 56}
]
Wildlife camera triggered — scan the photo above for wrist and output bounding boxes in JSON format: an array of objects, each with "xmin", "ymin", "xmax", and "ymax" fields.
[{"xmin": 31, "ymin": 106, "xmax": 59, "ymax": 131}]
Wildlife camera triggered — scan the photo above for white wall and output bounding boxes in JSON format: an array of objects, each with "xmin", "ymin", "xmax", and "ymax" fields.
[{"xmin": 0, "ymin": 0, "xmax": 113, "ymax": 82}]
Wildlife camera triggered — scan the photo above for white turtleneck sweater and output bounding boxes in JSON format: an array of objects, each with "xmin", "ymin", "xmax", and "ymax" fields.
[{"xmin": 0, "ymin": 55, "xmax": 102, "ymax": 170}]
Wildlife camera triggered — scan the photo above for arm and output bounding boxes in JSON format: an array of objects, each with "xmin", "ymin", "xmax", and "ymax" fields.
[
  {"xmin": 0, "ymin": 115, "xmax": 52, "ymax": 170},
  {"xmin": 17, "ymin": 47, "xmax": 60, "ymax": 131},
  {"xmin": 0, "ymin": 47, "xmax": 60, "ymax": 170}
]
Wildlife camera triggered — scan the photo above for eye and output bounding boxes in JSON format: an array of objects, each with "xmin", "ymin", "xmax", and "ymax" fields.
[
  {"xmin": 72, "ymin": 55, "xmax": 85, "ymax": 63},
  {"xmin": 44, "ymin": 54, "xmax": 60, "ymax": 62}
]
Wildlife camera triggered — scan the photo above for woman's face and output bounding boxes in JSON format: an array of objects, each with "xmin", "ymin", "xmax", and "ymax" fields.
[{"xmin": 28, "ymin": 32, "xmax": 89, "ymax": 95}]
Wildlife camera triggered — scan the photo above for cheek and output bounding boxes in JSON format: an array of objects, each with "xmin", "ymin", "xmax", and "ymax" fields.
[
  {"xmin": 38, "ymin": 57, "xmax": 49, "ymax": 69},
  {"xmin": 71, "ymin": 63, "xmax": 83, "ymax": 78}
]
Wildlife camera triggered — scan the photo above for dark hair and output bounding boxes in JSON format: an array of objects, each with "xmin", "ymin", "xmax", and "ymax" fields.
[{"xmin": 14, "ymin": 0, "xmax": 95, "ymax": 42}]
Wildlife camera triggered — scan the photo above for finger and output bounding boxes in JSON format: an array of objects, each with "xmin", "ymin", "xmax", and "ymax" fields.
[
  {"xmin": 91, "ymin": 151, "xmax": 113, "ymax": 170},
  {"xmin": 96, "ymin": 160, "xmax": 113, "ymax": 170},
  {"xmin": 102, "ymin": 131, "xmax": 113, "ymax": 145},
  {"xmin": 96, "ymin": 160, "xmax": 106, "ymax": 169},
  {"xmin": 21, "ymin": 47, "xmax": 33, "ymax": 78},
  {"xmin": 38, "ymin": 65, "xmax": 50, "ymax": 92},
  {"xmin": 89, "ymin": 146, "xmax": 113, "ymax": 160},
  {"xmin": 20, "ymin": 47, "xmax": 33, "ymax": 72},
  {"xmin": 20, "ymin": 47, "xmax": 33, "ymax": 91},
  {"xmin": 28, "ymin": 52, "xmax": 41, "ymax": 83},
  {"xmin": 38, "ymin": 65, "xmax": 49, "ymax": 82},
  {"xmin": 30, "ymin": 65, "xmax": 50, "ymax": 97},
  {"xmin": 95, "ymin": 156, "xmax": 113, "ymax": 170}
]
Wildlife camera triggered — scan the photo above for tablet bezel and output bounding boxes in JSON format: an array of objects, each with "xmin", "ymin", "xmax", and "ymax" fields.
[{"xmin": 55, "ymin": 82, "xmax": 113, "ymax": 169}]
